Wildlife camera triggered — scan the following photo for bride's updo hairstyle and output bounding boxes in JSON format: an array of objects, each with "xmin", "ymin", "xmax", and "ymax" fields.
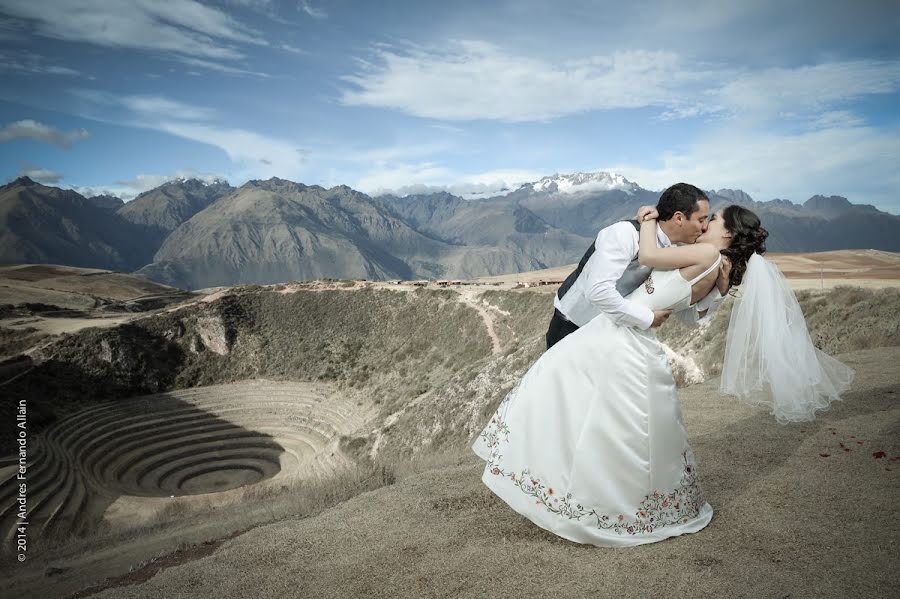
[{"xmin": 721, "ymin": 205, "xmax": 768, "ymax": 288}]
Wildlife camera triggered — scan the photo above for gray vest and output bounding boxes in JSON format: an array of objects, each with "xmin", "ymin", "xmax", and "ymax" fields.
[
  {"xmin": 615, "ymin": 257, "xmax": 652, "ymax": 297},
  {"xmin": 556, "ymin": 220, "xmax": 652, "ymax": 327}
]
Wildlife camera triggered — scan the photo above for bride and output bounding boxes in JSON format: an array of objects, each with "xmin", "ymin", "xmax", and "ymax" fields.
[{"xmin": 472, "ymin": 203, "xmax": 855, "ymax": 547}]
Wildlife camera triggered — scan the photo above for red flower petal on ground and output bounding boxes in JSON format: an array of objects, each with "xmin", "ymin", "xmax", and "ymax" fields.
[
  {"xmin": 873, "ymin": 451, "xmax": 887, "ymax": 459},
  {"xmin": 820, "ymin": 453, "xmax": 830, "ymax": 458}
]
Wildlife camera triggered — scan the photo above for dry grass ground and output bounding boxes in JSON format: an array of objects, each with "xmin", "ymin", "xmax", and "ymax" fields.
[
  {"xmin": 0, "ymin": 264, "xmax": 191, "ymax": 306},
  {"xmin": 1, "ymin": 253, "xmax": 898, "ymax": 598},
  {"xmin": 3, "ymin": 346, "xmax": 892, "ymax": 599}
]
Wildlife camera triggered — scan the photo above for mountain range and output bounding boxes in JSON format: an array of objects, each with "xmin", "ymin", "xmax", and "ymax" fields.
[{"xmin": 1, "ymin": 172, "xmax": 897, "ymax": 290}]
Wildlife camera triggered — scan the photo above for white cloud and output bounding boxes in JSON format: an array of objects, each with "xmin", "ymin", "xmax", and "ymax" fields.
[
  {"xmin": 117, "ymin": 171, "xmax": 228, "ymax": 194},
  {"xmin": 339, "ymin": 42, "xmax": 900, "ymax": 210},
  {"xmin": 0, "ymin": 51, "xmax": 81, "ymax": 77},
  {"xmin": 16, "ymin": 166, "xmax": 63, "ymax": 184},
  {"xmin": 0, "ymin": 119, "xmax": 90, "ymax": 148},
  {"xmin": 357, "ymin": 164, "xmax": 544, "ymax": 199},
  {"xmin": 606, "ymin": 123, "xmax": 900, "ymax": 210},
  {"xmin": 118, "ymin": 95, "xmax": 217, "ymax": 120},
  {"xmin": 0, "ymin": 0, "xmax": 266, "ymax": 61},
  {"xmin": 809, "ymin": 111, "xmax": 866, "ymax": 130},
  {"xmin": 156, "ymin": 121, "xmax": 309, "ymax": 179},
  {"xmin": 281, "ymin": 44, "xmax": 309, "ymax": 55},
  {"xmin": 299, "ymin": 1, "xmax": 327, "ymax": 19},
  {"xmin": 67, "ymin": 90, "xmax": 311, "ymax": 182},
  {"xmin": 226, "ymin": 0, "xmax": 274, "ymax": 8},
  {"xmin": 354, "ymin": 162, "xmax": 452, "ymax": 196},
  {"xmin": 340, "ymin": 41, "xmax": 705, "ymax": 122},
  {"xmin": 717, "ymin": 60, "xmax": 900, "ymax": 120},
  {"xmin": 69, "ymin": 170, "xmax": 229, "ymax": 201},
  {"xmin": 176, "ymin": 57, "xmax": 272, "ymax": 78},
  {"xmin": 340, "ymin": 40, "xmax": 900, "ymax": 127},
  {"xmin": 446, "ymin": 169, "xmax": 546, "ymax": 198}
]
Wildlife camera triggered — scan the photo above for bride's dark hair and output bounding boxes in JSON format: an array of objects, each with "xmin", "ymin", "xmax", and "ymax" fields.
[{"xmin": 721, "ymin": 205, "xmax": 768, "ymax": 288}]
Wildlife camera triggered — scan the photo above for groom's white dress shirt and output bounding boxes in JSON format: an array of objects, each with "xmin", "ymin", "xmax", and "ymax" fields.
[{"xmin": 553, "ymin": 221, "xmax": 725, "ymax": 330}]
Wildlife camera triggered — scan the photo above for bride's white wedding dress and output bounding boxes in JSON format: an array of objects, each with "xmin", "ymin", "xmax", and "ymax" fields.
[{"xmin": 472, "ymin": 257, "xmax": 721, "ymax": 547}]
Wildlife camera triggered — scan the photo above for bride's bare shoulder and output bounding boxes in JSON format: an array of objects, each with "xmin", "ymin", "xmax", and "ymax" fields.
[{"xmin": 695, "ymin": 243, "xmax": 722, "ymax": 263}]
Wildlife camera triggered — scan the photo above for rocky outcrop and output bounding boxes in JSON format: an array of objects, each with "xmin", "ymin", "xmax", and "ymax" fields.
[{"xmin": 191, "ymin": 315, "xmax": 233, "ymax": 355}]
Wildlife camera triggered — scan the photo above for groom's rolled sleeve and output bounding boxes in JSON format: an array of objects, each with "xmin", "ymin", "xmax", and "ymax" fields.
[
  {"xmin": 675, "ymin": 288, "xmax": 726, "ymax": 327},
  {"xmin": 585, "ymin": 224, "xmax": 655, "ymax": 330}
]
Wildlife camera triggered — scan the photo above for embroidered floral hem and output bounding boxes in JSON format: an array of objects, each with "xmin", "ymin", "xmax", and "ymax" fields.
[{"xmin": 474, "ymin": 377, "xmax": 713, "ymax": 545}]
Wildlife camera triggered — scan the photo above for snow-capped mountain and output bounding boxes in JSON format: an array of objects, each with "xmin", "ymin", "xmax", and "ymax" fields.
[
  {"xmin": 517, "ymin": 171, "xmax": 639, "ymax": 195},
  {"xmin": 170, "ymin": 175, "xmax": 231, "ymax": 187}
]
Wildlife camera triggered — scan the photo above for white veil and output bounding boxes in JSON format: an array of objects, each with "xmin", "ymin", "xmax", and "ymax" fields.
[{"xmin": 720, "ymin": 253, "xmax": 855, "ymax": 424}]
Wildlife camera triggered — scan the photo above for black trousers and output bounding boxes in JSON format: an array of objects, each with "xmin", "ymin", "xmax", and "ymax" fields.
[{"xmin": 545, "ymin": 308, "xmax": 580, "ymax": 350}]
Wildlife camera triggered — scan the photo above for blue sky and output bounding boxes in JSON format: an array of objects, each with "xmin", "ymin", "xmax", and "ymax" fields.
[{"xmin": 1, "ymin": 0, "xmax": 899, "ymax": 212}]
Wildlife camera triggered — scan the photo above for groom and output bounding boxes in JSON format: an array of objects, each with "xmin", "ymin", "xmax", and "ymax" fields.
[{"xmin": 545, "ymin": 182, "xmax": 725, "ymax": 350}]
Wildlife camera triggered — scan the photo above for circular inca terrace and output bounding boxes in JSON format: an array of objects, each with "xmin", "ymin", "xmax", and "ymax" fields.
[{"xmin": 0, "ymin": 380, "xmax": 368, "ymax": 546}]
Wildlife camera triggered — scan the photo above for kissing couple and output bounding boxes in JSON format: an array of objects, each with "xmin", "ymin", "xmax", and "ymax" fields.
[{"xmin": 473, "ymin": 183, "xmax": 855, "ymax": 547}]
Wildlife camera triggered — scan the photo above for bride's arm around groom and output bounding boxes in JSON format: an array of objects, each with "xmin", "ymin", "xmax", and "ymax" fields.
[{"xmin": 546, "ymin": 183, "xmax": 721, "ymax": 350}]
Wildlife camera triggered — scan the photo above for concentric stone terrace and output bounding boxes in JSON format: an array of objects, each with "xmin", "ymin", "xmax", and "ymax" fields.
[{"xmin": 0, "ymin": 380, "xmax": 367, "ymax": 546}]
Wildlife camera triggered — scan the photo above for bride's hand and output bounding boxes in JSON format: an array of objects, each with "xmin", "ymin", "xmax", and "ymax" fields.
[{"xmin": 637, "ymin": 206, "xmax": 658, "ymax": 222}]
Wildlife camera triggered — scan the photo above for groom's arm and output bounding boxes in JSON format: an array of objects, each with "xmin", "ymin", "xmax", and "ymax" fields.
[
  {"xmin": 584, "ymin": 223, "xmax": 655, "ymax": 330},
  {"xmin": 674, "ymin": 288, "xmax": 726, "ymax": 327}
]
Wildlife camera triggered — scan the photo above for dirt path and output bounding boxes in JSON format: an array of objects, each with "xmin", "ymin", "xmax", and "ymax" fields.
[{"xmin": 454, "ymin": 289, "xmax": 505, "ymax": 354}]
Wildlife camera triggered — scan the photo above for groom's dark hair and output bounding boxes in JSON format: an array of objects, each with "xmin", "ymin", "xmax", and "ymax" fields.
[{"xmin": 656, "ymin": 183, "xmax": 708, "ymax": 221}]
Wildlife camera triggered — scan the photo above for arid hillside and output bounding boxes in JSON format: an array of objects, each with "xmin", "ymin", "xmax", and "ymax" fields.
[{"xmin": 0, "ymin": 252, "xmax": 898, "ymax": 598}]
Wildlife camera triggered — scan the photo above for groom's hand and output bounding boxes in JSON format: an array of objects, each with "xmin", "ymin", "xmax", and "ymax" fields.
[
  {"xmin": 651, "ymin": 309, "xmax": 672, "ymax": 328},
  {"xmin": 716, "ymin": 256, "xmax": 732, "ymax": 295}
]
